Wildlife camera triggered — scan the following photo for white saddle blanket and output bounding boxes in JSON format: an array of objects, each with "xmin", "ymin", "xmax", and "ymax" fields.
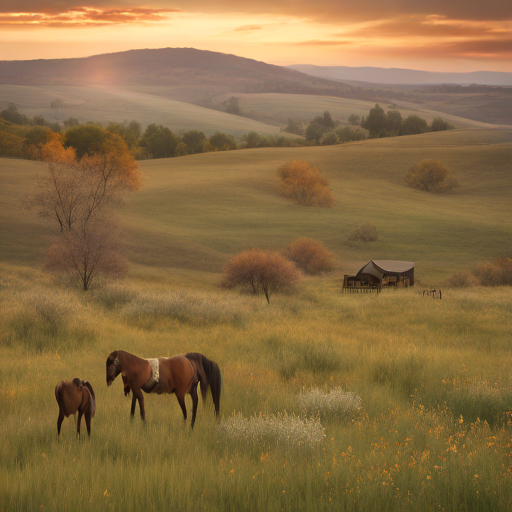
[{"xmin": 143, "ymin": 358, "xmax": 160, "ymax": 388}]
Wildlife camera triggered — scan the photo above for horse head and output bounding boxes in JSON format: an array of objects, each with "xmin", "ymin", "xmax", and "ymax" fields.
[{"xmin": 106, "ymin": 351, "xmax": 122, "ymax": 386}]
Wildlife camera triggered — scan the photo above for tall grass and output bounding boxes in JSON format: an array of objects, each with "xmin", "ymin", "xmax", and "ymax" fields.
[{"xmin": 1, "ymin": 267, "xmax": 512, "ymax": 511}]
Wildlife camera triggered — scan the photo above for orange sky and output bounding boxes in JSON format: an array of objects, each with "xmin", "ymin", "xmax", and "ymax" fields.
[{"xmin": 0, "ymin": 1, "xmax": 511, "ymax": 72}]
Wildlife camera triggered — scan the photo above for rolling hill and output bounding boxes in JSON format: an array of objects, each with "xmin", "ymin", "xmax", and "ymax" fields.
[{"xmin": 2, "ymin": 128, "xmax": 511, "ymax": 285}]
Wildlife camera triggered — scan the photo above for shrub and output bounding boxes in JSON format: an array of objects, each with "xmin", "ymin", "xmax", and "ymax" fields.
[
  {"xmin": 217, "ymin": 412, "xmax": 326, "ymax": 448},
  {"xmin": 299, "ymin": 387, "xmax": 363, "ymax": 420},
  {"xmin": 277, "ymin": 159, "xmax": 334, "ymax": 207},
  {"xmin": 221, "ymin": 249, "xmax": 302, "ymax": 303},
  {"xmin": 282, "ymin": 237, "xmax": 336, "ymax": 275},
  {"xmin": 346, "ymin": 222, "xmax": 378, "ymax": 243},
  {"xmin": 406, "ymin": 159, "xmax": 459, "ymax": 192},
  {"xmin": 446, "ymin": 270, "xmax": 480, "ymax": 288},
  {"xmin": 473, "ymin": 258, "xmax": 512, "ymax": 286}
]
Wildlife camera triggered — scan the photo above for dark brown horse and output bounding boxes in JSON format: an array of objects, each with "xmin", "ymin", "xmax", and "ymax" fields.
[
  {"xmin": 106, "ymin": 350, "xmax": 221, "ymax": 428},
  {"xmin": 55, "ymin": 378, "xmax": 96, "ymax": 438}
]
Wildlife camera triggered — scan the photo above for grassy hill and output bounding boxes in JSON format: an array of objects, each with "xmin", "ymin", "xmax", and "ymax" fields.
[
  {"xmin": 2, "ymin": 128, "xmax": 511, "ymax": 286},
  {"xmin": 1, "ymin": 127, "xmax": 512, "ymax": 512}
]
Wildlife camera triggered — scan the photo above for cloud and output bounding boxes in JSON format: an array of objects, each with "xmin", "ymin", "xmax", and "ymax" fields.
[
  {"xmin": 0, "ymin": 6, "xmax": 180, "ymax": 27},
  {"xmin": 2, "ymin": 1, "xmax": 511, "ymax": 22},
  {"xmin": 234, "ymin": 25, "xmax": 263, "ymax": 32}
]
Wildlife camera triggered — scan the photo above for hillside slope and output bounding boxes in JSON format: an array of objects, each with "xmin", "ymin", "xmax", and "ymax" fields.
[{"xmin": 2, "ymin": 129, "xmax": 511, "ymax": 284}]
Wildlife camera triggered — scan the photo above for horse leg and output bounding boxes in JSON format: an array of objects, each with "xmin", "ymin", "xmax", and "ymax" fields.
[
  {"xmin": 131, "ymin": 395, "xmax": 137, "ymax": 417},
  {"xmin": 57, "ymin": 410, "xmax": 65, "ymax": 439},
  {"xmin": 85, "ymin": 409, "xmax": 92, "ymax": 437},
  {"xmin": 135, "ymin": 390, "xmax": 145, "ymax": 421},
  {"xmin": 176, "ymin": 393, "xmax": 187, "ymax": 425},
  {"xmin": 76, "ymin": 410, "xmax": 84, "ymax": 440},
  {"xmin": 190, "ymin": 383, "xmax": 199, "ymax": 429}
]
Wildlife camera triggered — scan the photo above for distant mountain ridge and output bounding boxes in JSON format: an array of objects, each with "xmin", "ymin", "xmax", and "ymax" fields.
[
  {"xmin": 287, "ymin": 64, "xmax": 512, "ymax": 86},
  {"xmin": 0, "ymin": 47, "xmax": 355, "ymax": 96}
]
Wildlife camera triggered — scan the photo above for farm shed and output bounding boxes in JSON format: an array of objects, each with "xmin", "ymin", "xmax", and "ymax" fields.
[{"xmin": 343, "ymin": 260, "xmax": 414, "ymax": 293}]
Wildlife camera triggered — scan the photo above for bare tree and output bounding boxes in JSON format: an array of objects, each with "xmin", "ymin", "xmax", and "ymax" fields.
[{"xmin": 25, "ymin": 132, "xmax": 141, "ymax": 290}]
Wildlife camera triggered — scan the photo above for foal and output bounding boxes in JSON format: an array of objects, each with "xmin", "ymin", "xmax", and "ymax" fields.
[{"xmin": 55, "ymin": 378, "xmax": 96, "ymax": 438}]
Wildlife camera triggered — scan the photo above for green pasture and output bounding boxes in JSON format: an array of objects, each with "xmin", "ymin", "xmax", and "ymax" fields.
[
  {"xmin": 2, "ymin": 127, "xmax": 511, "ymax": 284},
  {"xmin": 0, "ymin": 85, "xmax": 286, "ymax": 137},
  {"xmin": 214, "ymin": 92, "xmax": 498, "ymax": 129},
  {"xmin": 1, "ymin": 127, "xmax": 512, "ymax": 510}
]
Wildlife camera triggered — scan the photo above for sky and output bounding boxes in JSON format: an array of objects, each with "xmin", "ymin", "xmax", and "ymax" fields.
[{"xmin": 0, "ymin": 1, "xmax": 511, "ymax": 73}]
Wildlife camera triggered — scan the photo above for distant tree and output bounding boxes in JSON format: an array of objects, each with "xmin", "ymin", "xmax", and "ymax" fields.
[
  {"xmin": 386, "ymin": 110, "xmax": 403, "ymax": 135},
  {"xmin": 446, "ymin": 270, "xmax": 480, "ymax": 288},
  {"xmin": 1, "ymin": 103, "xmax": 30, "ymax": 125},
  {"xmin": 402, "ymin": 115, "xmax": 429, "ymax": 135},
  {"xmin": 277, "ymin": 159, "xmax": 334, "ymax": 208},
  {"xmin": 50, "ymin": 99, "xmax": 66, "ymax": 110},
  {"xmin": 23, "ymin": 126, "xmax": 53, "ymax": 159},
  {"xmin": 182, "ymin": 129, "xmax": 207, "ymax": 153},
  {"xmin": 106, "ymin": 121, "xmax": 141, "ymax": 151},
  {"xmin": 221, "ymin": 96, "xmax": 242, "ymax": 115},
  {"xmin": 64, "ymin": 124, "xmax": 108, "ymax": 159},
  {"xmin": 283, "ymin": 118, "xmax": 305, "ymax": 135},
  {"xmin": 282, "ymin": 237, "xmax": 336, "ymax": 275},
  {"xmin": 346, "ymin": 222, "xmax": 379, "ymax": 244},
  {"xmin": 209, "ymin": 132, "xmax": 237, "ymax": 151},
  {"xmin": 361, "ymin": 104, "xmax": 387, "ymax": 137},
  {"xmin": 320, "ymin": 132, "xmax": 339, "ymax": 145},
  {"xmin": 348, "ymin": 114, "xmax": 360, "ymax": 126},
  {"xmin": 311, "ymin": 111, "xmax": 336, "ymax": 130},
  {"xmin": 243, "ymin": 131, "xmax": 263, "ymax": 148},
  {"xmin": 140, "ymin": 124, "xmax": 180, "ymax": 158},
  {"xmin": 63, "ymin": 117, "xmax": 80, "ymax": 128},
  {"xmin": 430, "ymin": 117, "xmax": 454, "ymax": 132},
  {"xmin": 406, "ymin": 159, "xmax": 459, "ymax": 192},
  {"xmin": 221, "ymin": 249, "xmax": 302, "ymax": 303},
  {"xmin": 336, "ymin": 126, "xmax": 367, "ymax": 142},
  {"xmin": 304, "ymin": 122, "xmax": 325, "ymax": 142}
]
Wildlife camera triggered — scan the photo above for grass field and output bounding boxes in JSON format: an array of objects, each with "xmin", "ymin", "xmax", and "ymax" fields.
[
  {"xmin": 0, "ymin": 85, "xmax": 287, "ymax": 137},
  {"xmin": 1, "ymin": 85, "xmax": 504, "ymax": 138},
  {"xmin": 1, "ymin": 127, "xmax": 512, "ymax": 511}
]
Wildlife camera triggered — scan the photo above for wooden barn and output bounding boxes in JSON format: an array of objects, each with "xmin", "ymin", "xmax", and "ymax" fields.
[{"xmin": 343, "ymin": 260, "xmax": 414, "ymax": 293}]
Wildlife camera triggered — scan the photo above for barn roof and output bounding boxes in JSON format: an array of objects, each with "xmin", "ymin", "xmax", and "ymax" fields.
[{"xmin": 357, "ymin": 260, "xmax": 414, "ymax": 277}]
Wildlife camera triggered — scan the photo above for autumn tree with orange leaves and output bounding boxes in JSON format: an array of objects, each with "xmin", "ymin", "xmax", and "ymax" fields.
[
  {"xmin": 221, "ymin": 249, "xmax": 302, "ymax": 303},
  {"xmin": 277, "ymin": 159, "xmax": 334, "ymax": 207},
  {"xmin": 25, "ymin": 130, "xmax": 141, "ymax": 290}
]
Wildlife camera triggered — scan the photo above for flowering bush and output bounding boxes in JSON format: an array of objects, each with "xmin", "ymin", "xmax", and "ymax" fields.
[{"xmin": 299, "ymin": 387, "xmax": 363, "ymax": 419}]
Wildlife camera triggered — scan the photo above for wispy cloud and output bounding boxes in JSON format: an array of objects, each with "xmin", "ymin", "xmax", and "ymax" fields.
[
  {"xmin": 234, "ymin": 25, "xmax": 263, "ymax": 32},
  {"xmin": 0, "ymin": 7, "xmax": 180, "ymax": 27}
]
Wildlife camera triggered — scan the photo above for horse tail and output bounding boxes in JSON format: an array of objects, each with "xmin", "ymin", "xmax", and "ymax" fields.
[
  {"xmin": 82, "ymin": 381, "xmax": 96, "ymax": 417},
  {"xmin": 55, "ymin": 381, "xmax": 64, "ymax": 408},
  {"xmin": 185, "ymin": 353, "xmax": 222, "ymax": 417}
]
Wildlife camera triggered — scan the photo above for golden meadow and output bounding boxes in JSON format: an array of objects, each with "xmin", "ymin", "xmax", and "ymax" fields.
[{"xmin": 1, "ymin": 126, "xmax": 512, "ymax": 511}]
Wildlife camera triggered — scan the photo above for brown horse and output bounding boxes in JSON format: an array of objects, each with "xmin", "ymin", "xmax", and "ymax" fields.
[
  {"xmin": 55, "ymin": 378, "xmax": 96, "ymax": 438},
  {"xmin": 106, "ymin": 350, "xmax": 222, "ymax": 428}
]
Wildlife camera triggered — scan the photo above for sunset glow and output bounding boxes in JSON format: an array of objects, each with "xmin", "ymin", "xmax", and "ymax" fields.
[{"xmin": 0, "ymin": 1, "xmax": 510, "ymax": 72}]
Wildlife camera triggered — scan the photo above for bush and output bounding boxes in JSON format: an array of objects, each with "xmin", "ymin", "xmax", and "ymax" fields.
[
  {"xmin": 282, "ymin": 237, "xmax": 336, "ymax": 275},
  {"xmin": 406, "ymin": 159, "xmax": 459, "ymax": 192},
  {"xmin": 277, "ymin": 159, "xmax": 334, "ymax": 208},
  {"xmin": 299, "ymin": 387, "xmax": 363, "ymax": 420},
  {"xmin": 446, "ymin": 271, "xmax": 480, "ymax": 288},
  {"xmin": 221, "ymin": 249, "xmax": 302, "ymax": 303},
  {"xmin": 346, "ymin": 222, "xmax": 378, "ymax": 243},
  {"xmin": 217, "ymin": 412, "xmax": 326, "ymax": 448},
  {"xmin": 473, "ymin": 258, "xmax": 512, "ymax": 286}
]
